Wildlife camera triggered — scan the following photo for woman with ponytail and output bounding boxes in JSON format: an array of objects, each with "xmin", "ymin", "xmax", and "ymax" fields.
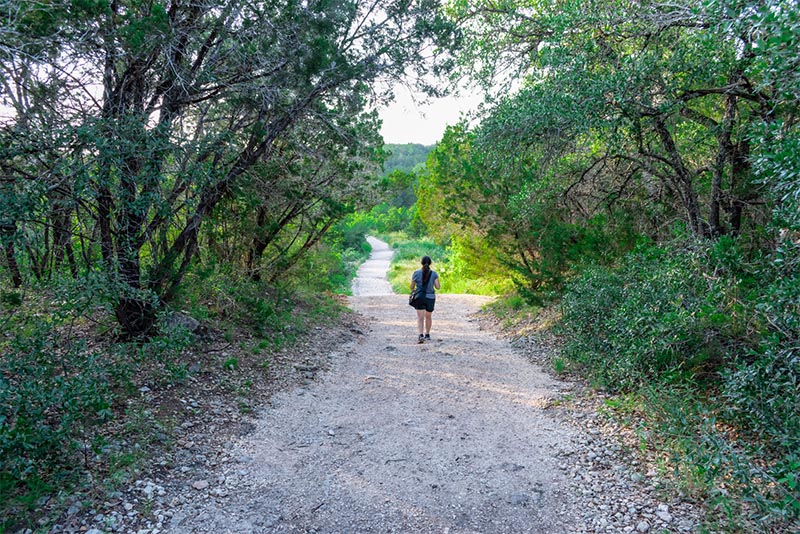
[{"xmin": 410, "ymin": 255, "xmax": 440, "ymax": 343}]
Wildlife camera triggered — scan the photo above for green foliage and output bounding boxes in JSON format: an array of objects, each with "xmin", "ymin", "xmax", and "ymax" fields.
[
  {"xmin": 344, "ymin": 204, "xmax": 419, "ymax": 242},
  {"xmin": 357, "ymin": 166, "xmax": 429, "ymax": 238},
  {"xmin": 0, "ymin": 322, "xmax": 113, "ymax": 510},
  {"xmin": 1, "ymin": 0, "xmax": 461, "ymax": 336},
  {"xmin": 417, "ymin": 122, "xmax": 638, "ymax": 304},
  {"xmin": 176, "ymin": 259, "xmax": 347, "ymax": 346},
  {"xmin": 433, "ymin": 0, "xmax": 800, "ymax": 303},
  {"xmin": 0, "ymin": 305, "xmax": 189, "ymax": 528},
  {"xmin": 721, "ymin": 242, "xmax": 800, "ymax": 456},
  {"xmin": 383, "ymin": 143, "xmax": 434, "ymax": 175},
  {"xmin": 0, "ymin": 257, "xmax": 350, "ymax": 527},
  {"xmin": 0, "ymin": 291, "xmax": 22, "ymax": 308},
  {"xmin": 177, "ymin": 264, "xmax": 288, "ymax": 339},
  {"xmin": 637, "ymin": 381, "xmax": 799, "ymax": 531},
  {"xmin": 560, "ymin": 239, "xmax": 800, "ymax": 527},
  {"xmin": 386, "ymin": 236, "xmax": 447, "ymax": 294},
  {"xmin": 285, "ymin": 241, "xmax": 357, "ymax": 297},
  {"xmin": 755, "ymin": 120, "xmax": 800, "ymax": 231},
  {"xmin": 386, "ymin": 234, "xmax": 512, "ymax": 296},
  {"xmin": 560, "ymin": 239, "xmax": 753, "ymax": 390},
  {"xmin": 437, "ymin": 234, "xmax": 513, "ymax": 295},
  {"xmin": 437, "ymin": 0, "xmax": 800, "ymax": 527}
]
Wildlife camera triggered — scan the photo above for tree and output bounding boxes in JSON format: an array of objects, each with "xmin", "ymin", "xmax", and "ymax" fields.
[
  {"xmin": 431, "ymin": 0, "xmax": 798, "ymax": 299},
  {"xmin": 382, "ymin": 143, "xmax": 434, "ymax": 174},
  {"xmin": 0, "ymin": 0, "xmax": 460, "ymax": 335}
]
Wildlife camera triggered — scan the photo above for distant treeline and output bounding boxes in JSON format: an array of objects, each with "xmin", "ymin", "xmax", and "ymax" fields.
[{"xmin": 383, "ymin": 143, "xmax": 434, "ymax": 175}]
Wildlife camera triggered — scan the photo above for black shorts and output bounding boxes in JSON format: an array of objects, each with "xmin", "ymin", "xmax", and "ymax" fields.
[{"xmin": 412, "ymin": 297, "xmax": 435, "ymax": 312}]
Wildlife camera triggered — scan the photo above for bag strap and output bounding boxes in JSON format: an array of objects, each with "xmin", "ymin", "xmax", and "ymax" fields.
[
  {"xmin": 422, "ymin": 269, "xmax": 431, "ymax": 292},
  {"xmin": 413, "ymin": 269, "xmax": 433, "ymax": 298}
]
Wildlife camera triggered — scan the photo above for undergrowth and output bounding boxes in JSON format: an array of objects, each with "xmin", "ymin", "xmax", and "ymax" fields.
[
  {"xmin": 0, "ymin": 253, "xmax": 353, "ymax": 531},
  {"xmin": 557, "ymin": 237, "xmax": 800, "ymax": 531},
  {"xmin": 481, "ymin": 236, "xmax": 799, "ymax": 532}
]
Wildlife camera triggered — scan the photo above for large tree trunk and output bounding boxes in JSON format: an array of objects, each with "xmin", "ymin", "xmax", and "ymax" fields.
[
  {"xmin": 115, "ymin": 297, "xmax": 157, "ymax": 338},
  {"xmin": 51, "ymin": 200, "xmax": 78, "ymax": 278},
  {"xmin": 710, "ymin": 95, "xmax": 737, "ymax": 237},
  {"xmin": 246, "ymin": 206, "xmax": 270, "ymax": 281},
  {"xmin": 728, "ymin": 139, "xmax": 750, "ymax": 236}
]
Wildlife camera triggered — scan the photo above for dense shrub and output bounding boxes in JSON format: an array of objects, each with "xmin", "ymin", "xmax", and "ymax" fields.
[
  {"xmin": 719, "ymin": 243, "xmax": 800, "ymax": 523},
  {"xmin": 560, "ymin": 238, "xmax": 800, "ymax": 527},
  {"xmin": 1, "ymin": 256, "xmax": 350, "ymax": 528},
  {"xmin": 723, "ymin": 245, "xmax": 800, "ymax": 450},
  {"xmin": 1, "ymin": 319, "xmax": 114, "ymax": 522},
  {"xmin": 324, "ymin": 217, "xmax": 374, "ymax": 292},
  {"xmin": 560, "ymin": 239, "xmax": 752, "ymax": 390},
  {"xmin": 436, "ymin": 235, "xmax": 514, "ymax": 295}
]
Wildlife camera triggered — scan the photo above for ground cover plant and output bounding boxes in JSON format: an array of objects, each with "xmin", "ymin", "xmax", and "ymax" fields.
[{"xmin": 0, "ymin": 258, "xmax": 356, "ymax": 531}]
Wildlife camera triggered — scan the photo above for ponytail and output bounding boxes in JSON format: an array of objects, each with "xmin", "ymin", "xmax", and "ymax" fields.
[{"xmin": 421, "ymin": 256, "xmax": 432, "ymax": 287}]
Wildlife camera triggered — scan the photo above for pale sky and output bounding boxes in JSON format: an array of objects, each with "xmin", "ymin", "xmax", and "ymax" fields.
[{"xmin": 378, "ymin": 85, "xmax": 485, "ymax": 145}]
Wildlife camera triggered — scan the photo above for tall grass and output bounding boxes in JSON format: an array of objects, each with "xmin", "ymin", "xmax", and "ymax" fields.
[{"xmin": 385, "ymin": 234, "xmax": 513, "ymax": 296}]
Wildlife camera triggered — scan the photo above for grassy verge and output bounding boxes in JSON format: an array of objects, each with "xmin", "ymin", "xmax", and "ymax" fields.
[{"xmin": 383, "ymin": 234, "xmax": 446, "ymax": 294}]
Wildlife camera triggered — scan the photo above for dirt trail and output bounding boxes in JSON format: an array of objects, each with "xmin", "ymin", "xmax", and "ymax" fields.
[{"xmin": 170, "ymin": 237, "xmax": 582, "ymax": 532}]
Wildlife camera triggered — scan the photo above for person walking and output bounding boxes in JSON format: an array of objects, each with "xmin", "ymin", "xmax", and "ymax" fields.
[{"xmin": 410, "ymin": 256, "xmax": 440, "ymax": 343}]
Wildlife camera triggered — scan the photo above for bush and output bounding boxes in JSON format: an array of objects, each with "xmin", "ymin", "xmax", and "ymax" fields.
[
  {"xmin": 175, "ymin": 258, "xmax": 347, "ymax": 346},
  {"xmin": 0, "ymin": 320, "xmax": 114, "ymax": 524},
  {"xmin": 560, "ymin": 240, "xmax": 751, "ymax": 390},
  {"xmin": 560, "ymin": 238, "xmax": 800, "ymax": 528},
  {"xmin": 718, "ymin": 243, "xmax": 800, "ymax": 524},
  {"xmin": 437, "ymin": 235, "xmax": 514, "ymax": 295}
]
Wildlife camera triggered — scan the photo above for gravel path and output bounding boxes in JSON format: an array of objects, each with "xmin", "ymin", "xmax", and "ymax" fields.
[
  {"xmin": 169, "ymin": 238, "xmax": 580, "ymax": 532},
  {"xmin": 350, "ymin": 236, "xmax": 395, "ymax": 296},
  {"xmin": 164, "ymin": 237, "xmax": 703, "ymax": 533}
]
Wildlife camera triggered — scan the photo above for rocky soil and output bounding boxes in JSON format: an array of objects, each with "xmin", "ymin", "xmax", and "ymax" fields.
[
  {"xmin": 38, "ymin": 237, "xmax": 705, "ymax": 533},
  {"xmin": 503, "ymin": 333, "xmax": 705, "ymax": 533}
]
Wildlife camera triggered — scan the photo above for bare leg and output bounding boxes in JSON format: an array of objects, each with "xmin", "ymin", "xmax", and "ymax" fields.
[
  {"xmin": 425, "ymin": 311, "xmax": 433, "ymax": 335},
  {"xmin": 416, "ymin": 309, "xmax": 426, "ymax": 335}
]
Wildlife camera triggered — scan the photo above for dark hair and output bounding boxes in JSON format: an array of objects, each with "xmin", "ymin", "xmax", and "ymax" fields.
[
  {"xmin": 421, "ymin": 256, "xmax": 432, "ymax": 286},
  {"xmin": 421, "ymin": 256, "xmax": 432, "ymax": 271}
]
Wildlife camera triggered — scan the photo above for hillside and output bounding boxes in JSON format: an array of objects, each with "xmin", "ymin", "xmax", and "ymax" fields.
[{"xmin": 383, "ymin": 143, "xmax": 434, "ymax": 174}]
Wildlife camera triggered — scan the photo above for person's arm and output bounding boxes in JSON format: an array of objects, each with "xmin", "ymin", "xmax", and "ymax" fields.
[
  {"xmin": 434, "ymin": 275, "xmax": 440, "ymax": 290},
  {"xmin": 410, "ymin": 272, "xmax": 416, "ymax": 291}
]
